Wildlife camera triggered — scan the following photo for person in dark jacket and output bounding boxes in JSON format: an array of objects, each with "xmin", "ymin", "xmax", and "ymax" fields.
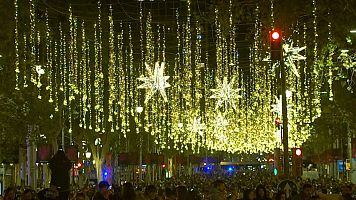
[
  {"xmin": 121, "ymin": 182, "xmax": 136, "ymax": 200},
  {"xmin": 210, "ymin": 180, "xmax": 227, "ymax": 200},
  {"xmin": 292, "ymin": 183, "xmax": 314, "ymax": 200},
  {"xmin": 255, "ymin": 185, "xmax": 271, "ymax": 200},
  {"xmin": 145, "ymin": 185, "xmax": 158, "ymax": 200},
  {"xmin": 341, "ymin": 185, "xmax": 355, "ymax": 200},
  {"xmin": 242, "ymin": 189, "xmax": 255, "ymax": 200},
  {"xmin": 176, "ymin": 186, "xmax": 188, "ymax": 200},
  {"xmin": 4, "ymin": 187, "xmax": 16, "ymax": 200},
  {"xmin": 92, "ymin": 181, "xmax": 112, "ymax": 200},
  {"xmin": 49, "ymin": 148, "xmax": 72, "ymax": 200}
]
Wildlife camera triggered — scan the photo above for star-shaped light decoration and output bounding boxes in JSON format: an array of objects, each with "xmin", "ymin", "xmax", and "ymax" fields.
[
  {"xmin": 263, "ymin": 42, "xmax": 306, "ymax": 77},
  {"xmin": 283, "ymin": 43, "xmax": 306, "ymax": 77},
  {"xmin": 188, "ymin": 116, "xmax": 205, "ymax": 136},
  {"xmin": 210, "ymin": 77, "xmax": 241, "ymax": 110},
  {"xmin": 215, "ymin": 112, "xmax": 229, "ymax": 129},
  {"xmin": 138, "ymin": 62, "xmax": 170, "ymax": 103}
]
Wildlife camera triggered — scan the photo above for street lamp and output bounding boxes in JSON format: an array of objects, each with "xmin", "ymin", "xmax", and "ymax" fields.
[
  {"xmin": 286, "ymin": 90, "xmax": 292, "ymax": 98},
  {"xmin": 85, "ymin": 152, "xmax": 92, "ymax": 159},
  {"xmin": 84, "ymin": 152, "xmax": 92, "ymax": 184},
  {"xmin": 178, "ymin": 122, "xmax": 183, "ymax": 128},
  {"xmin": 136, "ymin": 106, "xmax": 143, "ymax": 113}
]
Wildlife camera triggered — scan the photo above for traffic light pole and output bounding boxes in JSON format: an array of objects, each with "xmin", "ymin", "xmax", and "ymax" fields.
[{"xmin": 280, "ymin": 57, "xmax": 289, "ymax": 177}]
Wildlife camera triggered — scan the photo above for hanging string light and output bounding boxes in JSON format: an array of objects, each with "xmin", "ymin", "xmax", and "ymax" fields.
[
  {"xmin": 312, "ymin": 0, "xmax": 321, "ymax": 120},
  {"xmin": 118, "ymin": 22, "xmax": 125, "ymax": 134},
  {"xmin": 45, "ymin": 9, "xmax": 53, "ymax": 105},
  {"xmin": 53, "ymin": 41, "xmax": 58, "ymax": 112},
  {"xmin": 14, "ymin": 0, "xmax": 20, "ymax": 91},
  {"xmin": 327, "ymin": 14, "xmax": 334, "ymax": 100},
  {"xmin": 108, "ymin": 5, "xmax": 116, "ymax": 132},
  {"xmin": 29, "ymin": 0, "xmax": 37, "ymax": 86}
]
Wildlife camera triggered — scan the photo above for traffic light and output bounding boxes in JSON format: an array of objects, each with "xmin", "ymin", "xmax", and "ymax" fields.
[
  {"xmin": 294, "ymin": 148, "xmax": 302, "ymax": 158},
  {"xmin": 269, "ymin": 29, "xmax": 283, "ymax": 61},
  {"xmin": 292, "ymin": 148, "xmax": 303, "ymax": 177}
]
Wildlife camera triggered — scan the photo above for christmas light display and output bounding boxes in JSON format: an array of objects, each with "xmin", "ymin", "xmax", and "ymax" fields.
[{"xmin": 12, "ymin": 0, "xmax": 338, "ymax": 155}]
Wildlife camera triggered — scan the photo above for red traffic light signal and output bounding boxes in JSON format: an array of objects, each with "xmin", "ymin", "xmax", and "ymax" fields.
[
  {"xmin": 293, "ymin": 148, "xmax": 302, "ymax": 158},
  {"xmin": 271, "ymin": 31, "xmax": 280, "ymax": 40},
  {"xmin": 269, "ymin": 28, "xmax": 283, "ymax": 61},
  {"xmin": 292, "ymin": 148, "xmax": 303, "ymax": 177}
]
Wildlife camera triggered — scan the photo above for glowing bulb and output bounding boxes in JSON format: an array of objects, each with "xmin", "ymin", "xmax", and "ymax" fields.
[
  {"xmin": 178, "ymin": 122, "xmax": 183, "ymax": 128},
  {"xmin": 286, "ymin": 90, "xmax": 292, "ymax": 98},
  {"xmin": 136, "ymin": 106, "xmax": 143, "ymax": 113},
  {"xmin": 295, "ymin": 148, "xmax": 302, "ymax": 156},
  {"xmin": 272, "ymin": 31, "xmax": 280, "ymax": 40}
]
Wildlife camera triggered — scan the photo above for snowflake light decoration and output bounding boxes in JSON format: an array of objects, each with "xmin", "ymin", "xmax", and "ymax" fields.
[
  {"xmin": 210, "ymin": 77, "xmax": 241, "ymax": 110},
  {"xmin": 263, "ymin": 42, "xmax": 306, "ymax": 77},
  {"xmin": 189, "ymin": 117, "xmax": 205, "ymax": 136},
  {"xmin": 283, "ymin": 43, "xmax": 306, "ymax": 77},
  {"xmin": 138, "ymin": 62, "xmax": 170, "ymax": 103}
]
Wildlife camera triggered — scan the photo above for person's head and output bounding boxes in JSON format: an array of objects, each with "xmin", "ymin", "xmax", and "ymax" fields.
[
  {"xmin": 256, "ymin": 185, "xmax": 266, "ymax": 199},
  {"xmin": 75, "ymin": 192, "xmax": 86, "ymax": 200},
  {"xmin": 176, "ymin": 186, "xmax": 188, "ymax": 200},
  {"xmin": 145, "ymin": 185, "xmax": 157, "ymax": 199},
  {"xmin": 98, "ymin": 181, "xmax": 110, "ymax": 194},
  {"xmin": 122, "ymin": 182, "xmax": 136, "ymax": 199},
  {"xmin": 187, "ymin": 189, "xmax": 201, "ymax": 200},
  {"xmin": 275, "ymin": 191, "xmax": 286, "ymax": 200},
  {"xmin": 22, "ymin": 189, "xmax": 33, "ymax": 200},
  {"xmin": 302, "ymin": 183, "xmax": 313, "ymax": 197},
  {"xmin": 243, "ymin": 189, "xmax": 255, "ymax": 200},
  {"xmin": 165, "ymin": 188, "xmax": 176, "ymax": 200},
  {"xmin": 213, "ymin": 180, "xmax": 226, "ymax": 193},
  {"xmin": 4, "ymin": 187, "xmax": 16, "ymax": 200},
  {"xmin": 341, "ymin": 185, "xmax": 353, "ymax": 196}
]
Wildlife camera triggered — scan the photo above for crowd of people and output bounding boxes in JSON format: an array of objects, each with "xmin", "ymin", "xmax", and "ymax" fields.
[{"xmin": 1, "ymin": 170, "xmax": 355, "ymax": 200}]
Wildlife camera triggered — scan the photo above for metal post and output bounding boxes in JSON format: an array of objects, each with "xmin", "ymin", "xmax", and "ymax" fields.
[
  {"xmin": 348, "ymin": 122, "xmax": 356, "ymax": 183},
  {"xmin": 2, "ymin": 164, "xmax": 5, "ymax": 195},
  {"xmin": 139, "ymin": 132, "xmax": 142, "ymax": 181},
  {"xmin": 280, "ymin": 58, "xmax": 289, "ymax": 177},
  {"xmin": 61, "ymin": 129, "xmax": 64, "ymax": 150},
  {"xmin": 61, "ymin": 110, "xmax": 65, "ymax": 150},
  {"xmin": 138, "ymin": 112, "xmax": 142, "ymax": 182}
]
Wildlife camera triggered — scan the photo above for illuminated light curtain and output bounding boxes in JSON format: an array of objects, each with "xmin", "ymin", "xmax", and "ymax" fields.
[{"xmin": 14, "ymin": 0, "xmax": 331, "ymax": 155}]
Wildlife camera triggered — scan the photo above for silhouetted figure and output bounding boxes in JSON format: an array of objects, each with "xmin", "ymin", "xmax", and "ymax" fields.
[{"xmin": 49, "ymin": 147, "xmax": 72, "ymax": 200}]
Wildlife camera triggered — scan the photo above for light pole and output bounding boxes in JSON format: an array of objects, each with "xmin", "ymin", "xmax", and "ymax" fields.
[
  {"xmin": 281, "ymin": 57, "xmax": 289, "ymax": 177},
  {"xmin": 85, "ymin": 152, "xmax": 91, "ymax": 184},
  {"xmin": 270, "ymin": 28, "xmax": 289, "ymax": 177},
  {"xmin": 136, "ymin": 106, "xmax": 143, "ymax": 182}
]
